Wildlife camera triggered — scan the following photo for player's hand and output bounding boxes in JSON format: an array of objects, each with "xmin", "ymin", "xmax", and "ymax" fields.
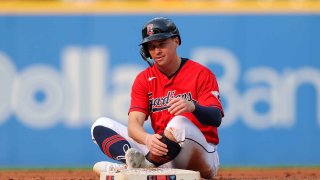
[
  {"xmin": 146, "ymin": 134, "xmax": 168, "ymax": 156},
  {"xmin": 167, "ymin": 97, "xmax": 195, "ymax": 115}
]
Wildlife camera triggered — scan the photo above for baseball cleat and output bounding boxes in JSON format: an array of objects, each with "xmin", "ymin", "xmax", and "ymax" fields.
[
  {"xmin": 125, "ymin": 148, "xmax": 156, "ymax": 169},
  {"xmin": 92, "ymin": 161, "xmax": 126, "ymax": 175}
]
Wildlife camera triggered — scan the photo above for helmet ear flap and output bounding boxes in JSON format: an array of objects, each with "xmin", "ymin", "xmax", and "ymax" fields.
[{"xmin": 140, "ymin": 46, "xmax": 154, "ymax": 66}]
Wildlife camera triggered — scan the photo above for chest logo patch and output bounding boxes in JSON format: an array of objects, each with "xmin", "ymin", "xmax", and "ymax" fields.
[{"xmin": 148, "ymin": 90, "xmax": 196, "ymax": 113}]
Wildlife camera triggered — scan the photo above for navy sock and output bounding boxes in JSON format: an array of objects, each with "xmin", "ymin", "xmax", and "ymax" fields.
[{"xmin": 93, "ymin": 126, "xmax": 131, "ymax": 163}]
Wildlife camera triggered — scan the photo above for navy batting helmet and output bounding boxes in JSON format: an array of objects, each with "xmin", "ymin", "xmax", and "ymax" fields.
[
  {"xmin": 141, "ymin": 17, "xmax": 181, "ymax": 45},
  {"xmin": 140, "ymin": 17, "xmax": 181, "ymax": 65}
]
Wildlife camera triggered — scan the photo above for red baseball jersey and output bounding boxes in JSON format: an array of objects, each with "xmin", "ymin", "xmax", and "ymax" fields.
[{"xmin": 129, "ymin": 59, "xmax": 224, "ymax": 144}]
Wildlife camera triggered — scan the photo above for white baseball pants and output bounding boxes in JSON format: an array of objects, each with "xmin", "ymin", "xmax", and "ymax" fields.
[{"xmin": 91, "ymin": 115, "xmax": 220, "ymax": 178}]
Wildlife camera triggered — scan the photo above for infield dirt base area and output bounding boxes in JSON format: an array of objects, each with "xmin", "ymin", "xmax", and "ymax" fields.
[{"xmin": 0, "ymin": 167, "xmax": 319, "ymax": 179}]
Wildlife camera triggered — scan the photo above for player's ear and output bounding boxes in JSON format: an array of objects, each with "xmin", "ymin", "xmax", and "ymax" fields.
[
  {"xmin": 140, "ymin": 46, "xmax": 154, "ymax": 66},
  {"xmin": 173, "ymin": 37, "xmax": 180, "ymax": 47}
]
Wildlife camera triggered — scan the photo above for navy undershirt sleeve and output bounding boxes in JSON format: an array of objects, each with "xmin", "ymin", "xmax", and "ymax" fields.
[{"xmin": 192, "ymin": 103, "xmax": 222, "ymax": 127}]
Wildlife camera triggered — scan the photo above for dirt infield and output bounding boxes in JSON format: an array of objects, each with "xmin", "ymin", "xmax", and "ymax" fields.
[
  {"xmin": 216, "ymin": 167, "xmax": 320, "ymax": 179},
  {"xmin": 0, "ymin": 167, "xmax": 319, "ymax": 179}
]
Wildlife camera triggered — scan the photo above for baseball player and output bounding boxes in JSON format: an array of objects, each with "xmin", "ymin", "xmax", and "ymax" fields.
[{"xmin": 91, "ymin": 17, "xmax": 224, "ymax": 179}]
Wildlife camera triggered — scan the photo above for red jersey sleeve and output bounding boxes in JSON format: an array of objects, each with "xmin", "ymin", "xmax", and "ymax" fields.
[
  {"xmin": 197, "ymin": 68, "xmax": 224, "ymax": 117},
  {"xmin": 129, "ymin": 71, "xmax": 150, "ymax": 118}
]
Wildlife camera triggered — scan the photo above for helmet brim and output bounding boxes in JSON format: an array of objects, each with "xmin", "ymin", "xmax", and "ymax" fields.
[{"xmin": 140, "ymin": 33, "xmax": 175, "ymax": 45}]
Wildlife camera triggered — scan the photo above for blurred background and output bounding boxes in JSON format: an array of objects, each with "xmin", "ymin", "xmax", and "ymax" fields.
[{"xmin": 0, "ymin": 0, "xmax": 319, "ymax": 168}]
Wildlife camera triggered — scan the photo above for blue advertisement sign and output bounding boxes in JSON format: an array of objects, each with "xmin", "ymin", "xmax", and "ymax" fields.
[{"xmin": 0, "ymin": 15, "xmax": 319, "ymax": 167}]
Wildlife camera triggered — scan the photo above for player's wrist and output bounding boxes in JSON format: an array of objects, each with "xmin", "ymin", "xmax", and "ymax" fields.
[
  {"xmin": 145, "ymin": 134, "xmax": 151, "ymax": 149},
  {"xmin": 191, "ymin": 101, "xmax": 197, "ymax": 112}
]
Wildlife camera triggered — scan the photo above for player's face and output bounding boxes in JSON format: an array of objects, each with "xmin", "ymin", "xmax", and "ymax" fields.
[{"xmin": 146, "ymin": 37, "xmax": 179, "ymax": 67}]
